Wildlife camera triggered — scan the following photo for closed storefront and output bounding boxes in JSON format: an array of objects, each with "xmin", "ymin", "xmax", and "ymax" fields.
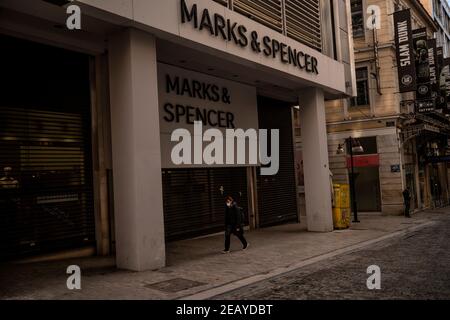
[
  {"xmin": 158, "ymin": 63, "xmax": 257, "ymax": 240},
  {"xmin": 0, "ymin": 0, "xmax": 353, "ymax": 270},
  {"xmin": 351, "ymin": 137, "xmax": 381, "ymax": 213},
  {"xmin": 162, "ymin": 167, "xmax": 248, "ymax": 240},
  {"xmin": 158, "ymin": 64, "xmax": 298, "ymax": 239},
  {"xmin": 257, "ymin": 97, "xmax": 298, "ymax": 227},
  {"xmin": 0, "ymin": 35, "xmax": 95, "ymax": 260}
]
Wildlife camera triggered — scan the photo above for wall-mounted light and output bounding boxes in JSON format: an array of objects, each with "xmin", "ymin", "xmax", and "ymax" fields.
[{"xmin": 336, "ymin": 140, "xmax": 364, "ymax": 155}]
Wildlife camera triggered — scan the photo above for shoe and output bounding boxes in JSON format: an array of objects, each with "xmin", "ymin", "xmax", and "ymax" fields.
[
  {"xmin": 222, "ymin": 250, "xmax": 230, "ymax": 254},
  {"xmin": 243, "ymin": 243, "xmax": 249, "ymax": 250}
]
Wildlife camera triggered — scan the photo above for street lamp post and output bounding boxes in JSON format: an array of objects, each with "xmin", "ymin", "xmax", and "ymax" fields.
[
  {"xmin": 337, "ymin": 137, "xmax": 364, "ymax": 223},
  {"xmin": 347, "ymin": 138, "xmax": 360, "ymax": 223}
]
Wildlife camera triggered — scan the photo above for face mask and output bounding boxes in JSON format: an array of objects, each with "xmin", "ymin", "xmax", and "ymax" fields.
[{"xmin": 226, "ymin": 202, "xmax": 232, "ymax": 207}]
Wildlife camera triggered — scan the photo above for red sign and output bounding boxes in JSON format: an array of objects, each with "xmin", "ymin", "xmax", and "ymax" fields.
[{"xmin": 346, "ymin": 155, "xmax": 380, "ymax": 168}]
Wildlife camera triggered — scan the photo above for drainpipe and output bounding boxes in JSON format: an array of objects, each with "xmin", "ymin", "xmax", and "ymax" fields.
[{"xmin": 372, "ymin": 28, "xmax": 382, "ymax": 96}]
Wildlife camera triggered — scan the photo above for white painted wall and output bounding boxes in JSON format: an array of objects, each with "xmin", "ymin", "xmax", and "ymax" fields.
[
  {"xmin": 79, "ymin": 0, "xmax": 347, "ymax": 94},
  {"xmin": 299, "ymin": 88, "xmax": 334, "ymax": 232}
]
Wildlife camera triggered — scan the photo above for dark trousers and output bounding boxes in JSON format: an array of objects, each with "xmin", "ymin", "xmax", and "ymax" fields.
[
  {"xmin": 404, "ymin": 201, "xmax": 411, "ymax": 217},
  {"xmin": 224, "ymin": 225, "xmax": 247, "ymax": 251}
]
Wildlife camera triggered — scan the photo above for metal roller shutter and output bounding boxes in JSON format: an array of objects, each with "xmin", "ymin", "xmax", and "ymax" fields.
[
  {"xmin": 233, "ymin": 0, "xmax": 283, "ymax": 33},
  {"xmin": 0, "ymin": 35, "xmax": 95, "ymax": 261},
  {"xmin": 162, "ymin": 168, "xmax": 248, "ymax": 241},
  {"xmin": 285, "ymin": 0, "xmax": 322, "ymax": 52},
  {"xmin": 257, "ymin": 97, "xmax": 298, "ymax": 227},
  {"xmin": 215, "ymin": 0, "xmax": 322, "ymax": 52}
]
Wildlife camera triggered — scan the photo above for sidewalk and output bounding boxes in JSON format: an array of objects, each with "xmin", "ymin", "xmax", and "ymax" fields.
[{"xmin": 1, "ymin": 208, "xmax": 447, "ymax": 300}]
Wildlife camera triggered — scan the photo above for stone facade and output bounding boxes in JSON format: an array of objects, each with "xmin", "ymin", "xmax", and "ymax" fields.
[{"xmin": 323, "ymin": 0, "xmax": 438, "ymax": 215}]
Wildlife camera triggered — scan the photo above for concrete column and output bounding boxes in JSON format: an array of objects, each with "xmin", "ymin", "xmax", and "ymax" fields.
[
  {"xmin": 91, "ymin": 54, "xmax": 112, "ymax": 256},
  {"xmin": 299, "ymin": 88, "xmax": 334, "ymax": 232},
  {"xmin": 108, "ymin": 29, "xmax": 166, "ymax": 271}
]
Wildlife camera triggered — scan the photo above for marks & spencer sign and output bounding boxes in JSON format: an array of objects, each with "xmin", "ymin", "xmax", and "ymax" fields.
[
  {"xmin": 180, "ymin": 0, "xmax": 319, "ymax": 75},
  {"xmin": 158, "ymin": 63, "xmax": 259, "ymax": 169}
]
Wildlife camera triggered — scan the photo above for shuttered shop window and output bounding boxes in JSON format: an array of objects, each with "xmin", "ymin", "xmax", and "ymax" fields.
[
  {"xmin": 285, "ymin": 0, "xmax": 322, "ymax": 51},
  {"xmin": 0, "ymin": 35, "xmax": 95, "ymax": 260},
  {"xmin": 257, "ymin": 97, "xmax": 298, "ymax": 227},
  {"xmin": 0, "ymin": 108, "xmax": 95, "ymax": 260},
  {"xmin": 162, "ymin": 168, "xmax": 248, "ymax": 241}
]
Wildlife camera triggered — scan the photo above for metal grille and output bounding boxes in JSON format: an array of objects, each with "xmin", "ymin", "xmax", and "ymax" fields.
[
  {"xmin": 212, "ymin": 0, "xmax": 228, "ymax": 7},
  {"xmin": 0, "ymin": 108, "xmax": 95, "ymax": 260},
  {"xmin": 233, "ymin": 0, "xmax": 284, "ymax": 33},
  {"xmin": 285, "ymin": 0, "xmax": 322, "ymax": 51},
  {"xmin": 257, "ymin": 97, "xmax": 298, "ymax": 227},
  {"xmin": 0, "ymin": 35, "xmax": 95, "ymax": 261},
  {"xmin": 212, "ymin": 0, "xmax": 322, "ymax": 52},
  {"xmin": 162, "ymin": 168, "xmax": 248, "ymax": 241}
]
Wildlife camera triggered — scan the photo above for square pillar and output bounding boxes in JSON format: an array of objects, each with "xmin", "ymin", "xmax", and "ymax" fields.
[
  {"xmin": 299, "ymin": 88, "xmax": 334, "ymax": 232},
  {"xmin": 108, "ymin": 29, "xmax": 166, "ymax": 271}
]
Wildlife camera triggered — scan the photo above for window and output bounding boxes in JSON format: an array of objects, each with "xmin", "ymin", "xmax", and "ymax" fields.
[
  {"xmin": 435, "ymin": 0, "xmax": 442, "ymax": 20},
  {"xmin": 293, "ymin": 107, "xmax": 301, "ymax": 138},
  {"xmin": 351, "ymin": 67, "xmax": 370, "ymax": 107},
  {"xmin": 357, "ymin": 136, "xmax": 378, "ymax": 155},
  {"xmin": 351, "ymin": 0, "xmax": 364, "ymax": 37}
]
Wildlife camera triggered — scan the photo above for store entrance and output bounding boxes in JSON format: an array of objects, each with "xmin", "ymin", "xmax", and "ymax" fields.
[
  {"xmin": 354, "ymin": 166, "xmax": 382, "ymax": 212},
  {"xmin": 162, "ymin": 167, "xmax": 249, "ymax": 241},
  {"xmin": 257, "ymin": 96, "xmax": 298, "ymax": 227},
  {"xmin": 0, "ymin": 35, "xmax": 95, "ymax": 261}
]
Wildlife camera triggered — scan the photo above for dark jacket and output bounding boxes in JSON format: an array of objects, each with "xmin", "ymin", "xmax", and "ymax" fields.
[
  {"xmin": 225, "ymin": 202, "xmax": 242, "ymax": 227},
  {"xmin": 403, "ymin": 189, "xmax": 411, "ymax": 203}
]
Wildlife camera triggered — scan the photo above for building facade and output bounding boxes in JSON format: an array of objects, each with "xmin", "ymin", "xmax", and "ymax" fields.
[
  {"xmin": 420, "ymin": 0, "xmax": 450, "ymax": 58},
  {"xmin": 0, "ymin": 0, "xmax": 354, "ymax": 271},
  {"xmin": 314, "ymin": 0, "xmax": 450, "ymax": 217}
]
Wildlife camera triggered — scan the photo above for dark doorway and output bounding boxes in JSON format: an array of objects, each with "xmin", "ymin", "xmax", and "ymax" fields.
[
  {"xmin": 162, "ymin": 167, "xmax": 248, "ymax": 241},
  {"xmin": 0, "ymin": 35, "xmax": 95, "ymax": 260},
  {"xmin": 257, "ymin": 96, "xmax": 298, "ymax": 227},
  {"xmin": 354, "ymin": 167, "xmax": 382, "ymax": 212}
]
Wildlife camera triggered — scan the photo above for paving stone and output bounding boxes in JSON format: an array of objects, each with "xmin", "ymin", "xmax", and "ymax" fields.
[
  {"xmin": 0, "ymin": 209, "xmax": 446, "ymax": 300},
  {"xmin": 215, "ymin": 212, "xmax": 450, "ymax": 300}
]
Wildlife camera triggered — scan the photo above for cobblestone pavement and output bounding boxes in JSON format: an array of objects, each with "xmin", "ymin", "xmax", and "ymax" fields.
[
  {"xmin": 215, "ymin": 213, "xmax": 450, "ymax": 300},
  {"xmin": 0, "ymin": 209, "xmax": 446, "ymax": 300}
]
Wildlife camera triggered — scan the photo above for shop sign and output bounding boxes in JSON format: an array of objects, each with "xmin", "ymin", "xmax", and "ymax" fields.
[
  {"xmin": 436, "ymin": 47, "xmax": 447, "ymax": 110},
  {"xmin": 445, "ymin": 58, "xmax": 450, "ymax": 113},
  {"xmin": 413, "ymin": 28, "xmax": 432, "ymax": 105},
  {"xmin": 180, "ymin": 0, "xmax": 319, "ymax": 76},
  {"xmin": 416, "ymin": 100, "xmax": 435, "ymax": 114},
  {"xmin": 393, "ymin": 9, "xmax": 416, "ymax": 93},
  {"xmin": 428, "ymin": 39, "xmax": 439, "ymax": 100},
  {"xmin": 158, "ymin": 63, "xmax": 279, "ymax": 175},
  {"xmin": 346, "ymin": 155, "xmax": 380, "ymax": 168}
]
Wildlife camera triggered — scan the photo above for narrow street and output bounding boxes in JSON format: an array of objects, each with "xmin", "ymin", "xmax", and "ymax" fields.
[{"xmin": 215, "ymin": 213, "xmax": 450, "ymax": 300}]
